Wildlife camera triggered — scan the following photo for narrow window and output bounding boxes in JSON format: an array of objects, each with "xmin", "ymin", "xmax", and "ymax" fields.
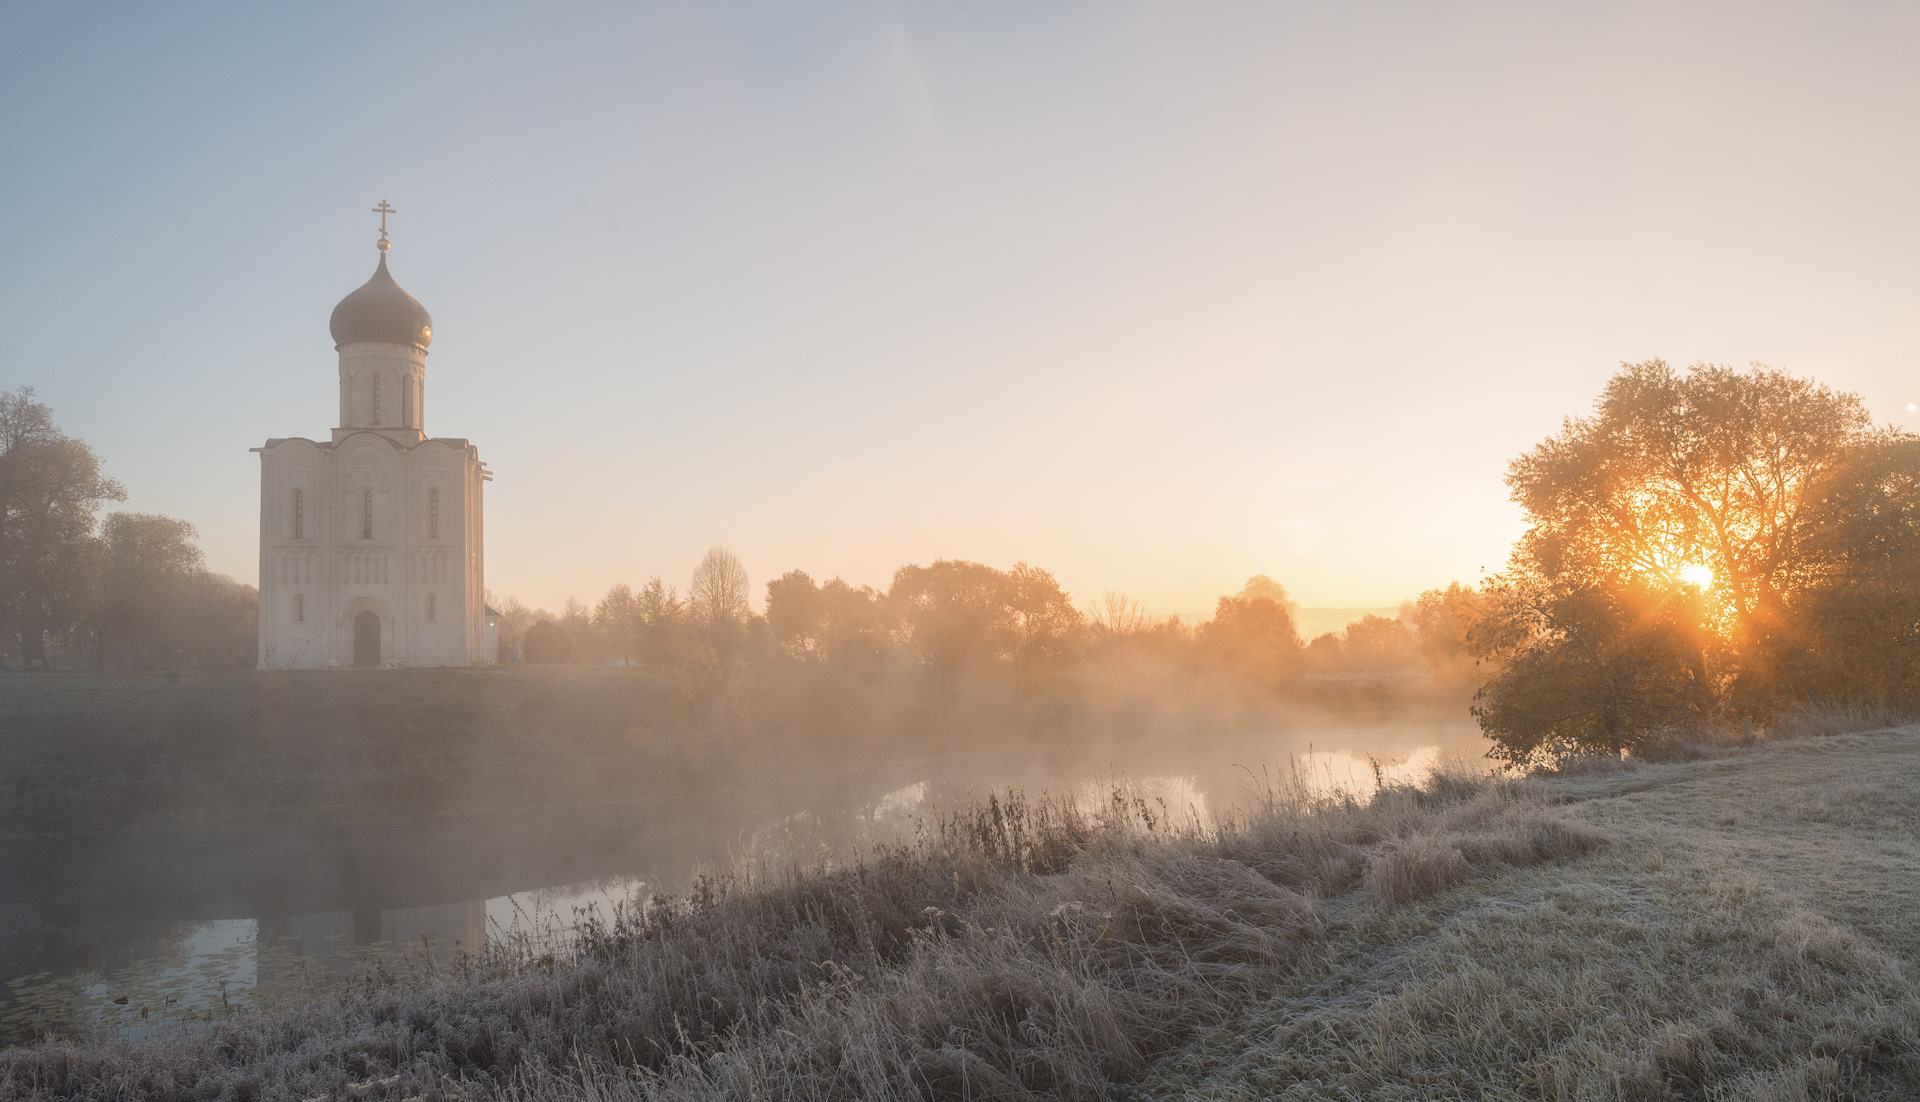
[
  {"xmin": 293, "ymin": 488, "xmax": 304, "ymax": 539},
  {"xmin": 426, "ymin": 592, "xmax": 437, "ymax": 622},
  {"xmin": 295, "ymin": 593, "xmax": 305, "ymax": 623},
  {"xmin": 429, "ymin": 488, "xmax": 439, "ymax": 539},
  {"xmin": 373, "ymin": 375, "xmax": 383, "ymax": 423},
  {"xmin": 362, "ymin": 487, "xmax": 373, "ymax": 539}
]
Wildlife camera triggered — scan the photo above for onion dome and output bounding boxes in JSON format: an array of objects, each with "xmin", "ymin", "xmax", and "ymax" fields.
[{"xmin": 328, "ymin": 253, "xmax": 433, "ymax": 350}]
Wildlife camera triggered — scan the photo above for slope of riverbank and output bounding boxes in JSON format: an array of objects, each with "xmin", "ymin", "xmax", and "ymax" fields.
[
  {"xmin": 1145, "ymin": 725, "xmax": 1920, "ymax": 1099},
  {"xmin": 7, "ymin": 723, "xmax": 1916, "ymax": 1099}
]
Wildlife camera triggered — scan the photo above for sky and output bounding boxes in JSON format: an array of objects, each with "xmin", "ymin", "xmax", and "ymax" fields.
[{"xmin": 4, "ymin": 2, "xmax": 1920, "ymax": 618}]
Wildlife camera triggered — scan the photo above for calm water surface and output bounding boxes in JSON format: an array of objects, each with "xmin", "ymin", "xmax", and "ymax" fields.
[{"xmin": 1, "ymin": 712, "xmax": 1486, "ymax": 1046}]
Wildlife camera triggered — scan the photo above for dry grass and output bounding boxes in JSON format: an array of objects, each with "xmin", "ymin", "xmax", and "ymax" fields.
[
  {"xmin": 12, "ymin": 717, "xmax": 1919, "ymax": 1100},
  {"xmin": 0, "ymin": 764, "xmax": 1598, "ymax": 1101},
  {"xmin": 1147, "ymin": 723, "xmax": 1920, "ymax": 1100}
]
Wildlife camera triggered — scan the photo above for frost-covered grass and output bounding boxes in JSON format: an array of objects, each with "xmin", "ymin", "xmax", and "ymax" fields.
[
  {"xmin": 11, "ymin": 708, "xmax": 1920, "ymax": 1101},
  {"xmin": 3, "ymin": 760, "xmax": 1599, "ymax": 1100}
]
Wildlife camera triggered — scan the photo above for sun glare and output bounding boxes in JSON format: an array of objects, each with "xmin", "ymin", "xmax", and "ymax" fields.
[{"xmin": 1681, "ymin": 564, "xmax": 1714, "ymax": 588}]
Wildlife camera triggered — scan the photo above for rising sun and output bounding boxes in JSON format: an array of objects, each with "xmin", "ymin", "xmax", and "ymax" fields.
[{"xmin": 1681, "ymin": 563, "xmax": 1715, "ymax": 588}]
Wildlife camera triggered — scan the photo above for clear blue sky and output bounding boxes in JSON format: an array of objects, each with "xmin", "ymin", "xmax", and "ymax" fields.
[{"xmin": 4, "ymin": 2, "xmax": 1919, "ymax": 615}]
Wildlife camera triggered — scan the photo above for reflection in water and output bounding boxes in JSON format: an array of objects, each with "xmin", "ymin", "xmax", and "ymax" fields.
[{"xmin": 2, "ymin": 718, "xmax": 1484, "ymax": 1046}]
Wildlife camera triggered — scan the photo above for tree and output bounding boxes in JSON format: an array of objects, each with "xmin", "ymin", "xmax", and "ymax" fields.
[
  {"xmin": 1507, "ymin": 361, "xmax": 1868, "ymax": 697},
  {"xmin": 1764, "ymin": 433, "xmax": 1920, "ymax": 705},
  {"xmin": 765, "ymin": 570, "xmax": 891, "ymax": 671},
  {"xmin": 1196, "ymin": 592, "xmax": 1304, "ymax": 692},
  {"xmin": 633, "ymin": 576, "xmax": 690, "ymax": 668},
  {"xmin": 174, "ymin": 573, "xmax": 259, "ymax": 670},
  {"xmin": 0, "ymin": 388, "xmax": 123, "ymax": 667},
  {"xmin": 1238, "ymin": 574, "xmax": 1299, "ymax": 616},
  {"xmin": 1475, "ymin": 361, "xmax": 1884, "ymax": 760},
  {"xmin": 885, "ymin": 559, "xmax": 1082, "ymax": 678},
  {"xmin": 764, "ymin": 569, "xmax": 822, "ymax": 658},
  {"xmin": 594, "ymin": 583, "xmax": 644, "ymax": 665},
  {"xmin": 1004, "ymin": 563, "xmax": 1084, "ymax": 667},
  {"xmin": 523, "ymin": 620, "xmax": 572, "ymax": 664},
  {"xmin": 1409, "ymin": 582, "xmax": 1492, "ymax": 687},
  {"xmin": 689, "ymin": 545, "xmax": 750, "ymax": 655},
  {"xmin": 1348, "ymin": 614, "xmax": 1418, "ymax": 670},
  {"xmin": 98, "ymin": 512, "xmax": 205, "ymax": 669},
  {"xmin": 486, "ymin": 592, "xmax": 537, "ymax": 661}
]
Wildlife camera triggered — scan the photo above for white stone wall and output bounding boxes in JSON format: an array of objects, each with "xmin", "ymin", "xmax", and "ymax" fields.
[{"xmin": 255, "ymin": 339, "xmax": 489, "ymax": 669}]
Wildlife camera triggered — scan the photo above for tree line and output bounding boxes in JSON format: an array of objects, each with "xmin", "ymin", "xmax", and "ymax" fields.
[
  {"xmin": 489, "ymin": 550, "xmax": 1485, "ymax": 699},
  {"xmin": 0, "ymin": 388, "xmax": 255, "ymax": 670}
]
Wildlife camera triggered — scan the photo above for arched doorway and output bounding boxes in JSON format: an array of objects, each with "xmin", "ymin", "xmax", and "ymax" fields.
[{"xmin": 353, "ymin": 610, "xmax": 381, "ymax": 666}]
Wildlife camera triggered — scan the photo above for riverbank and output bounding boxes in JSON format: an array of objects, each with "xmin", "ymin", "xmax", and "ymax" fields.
[{"xmin": 7, "ymin": 722, "xmax": 1917, "ymax": 1099}]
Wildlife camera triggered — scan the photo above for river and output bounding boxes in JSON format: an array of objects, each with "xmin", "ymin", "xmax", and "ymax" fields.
[{"xmin": 0, "ymin": 706, "xmax": 1486, "ymax": 1047}]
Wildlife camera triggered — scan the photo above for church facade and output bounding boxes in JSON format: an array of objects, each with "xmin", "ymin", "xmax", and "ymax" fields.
[{"xmin": 254, "ymin": 227, "xmax": 492, "ymax": 668}]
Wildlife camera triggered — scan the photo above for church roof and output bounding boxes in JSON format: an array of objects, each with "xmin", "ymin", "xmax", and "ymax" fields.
[{"xmin": 329, "ymin": 253, "xmax": 433, "ymax": 350}]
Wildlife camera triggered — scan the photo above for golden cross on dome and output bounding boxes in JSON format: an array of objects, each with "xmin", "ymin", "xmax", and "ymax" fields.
[{"xmin": 372, "ymin": 200, "xmax": 397, "ymax": 251}]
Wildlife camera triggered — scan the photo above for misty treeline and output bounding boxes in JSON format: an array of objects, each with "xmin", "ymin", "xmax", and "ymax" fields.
[
  {"xmin": 1463, "ymin": 360, "xmax": 1920, "ymax": 764},
  {"xmin": 490, "ymin": 550, "xmax": 1483, "ymax": 712},
  {"xmin": 0, "ymin": 388, "xmax": 255, "ymax": 671}
]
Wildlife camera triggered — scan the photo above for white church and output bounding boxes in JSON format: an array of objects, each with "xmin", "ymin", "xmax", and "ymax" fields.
[{"xmin": 254, "ymin": 209, "xmax": 495, "ymax": 668}]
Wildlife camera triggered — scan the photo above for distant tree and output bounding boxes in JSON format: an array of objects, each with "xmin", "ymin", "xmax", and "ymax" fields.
[
  {"xmin": 1005, "ymin": 563, "xmax": 1084, "ymax": 667},
  {"xmin": 1304, "ymin": 632, "xmax": 1342, "ymax": 672},
  {"xmin": 765, "ymin": 569, "xmax": 893, "ymax": 672},
  {"xmin": 689, "ymin": 545, "xmax": 751, "ymax": 656},
  {"xmin": 560, "ymin": 596, "xmax": 595, "ymax": 663},
  {"xmin": 174, "ymin": 573, "xmax": 258, "ymax": 670},
  {"xmin": 0, "ymin": 388, "xmax": 123, "ymax": 668},
  {"xmin": 886, "ymin": 559, "xmax": 1083, "ymax": 679},
  {"xmin": 98, "ymin": 512, "xmax": 205, "ymax": 669},
  {"xmin": 1086, "ymin": 591, "xmax": 1150, "ymax": 640},
  {"xmin": 594, "ymin": 583, "xmax": 644, "ymax": 665},
  {"xmin": 1341, "ymin": 614, "xmax": 1419, "ymax": 671},
  {"xmin": 1409, "ymin": 582, "xmax": 1491, "ymax": 686},
  {"xmin": 764, "ymin": 569, "xmax": 822, "ymax": 658},
  {"xmin": 523, "ymin": 620, "xmax": 572, "ymax": 664},
  {"xmin": 633, "ymin": 576, "xmax": 689, "ymax": 669},
  {"xmin": 485, "ymin": 592, "xmax": 536, "ymax": 660},
  {"xmin": 1196, "ymin": 592, "xmax": 1304, "ymax": 692},
  {"xmin": 1238, "ymin": 574, "xmax": 1300, "ymax": 616},
  {"xmin": 814, "ymin": 578, "xmax": 889, "ymax": 669}
]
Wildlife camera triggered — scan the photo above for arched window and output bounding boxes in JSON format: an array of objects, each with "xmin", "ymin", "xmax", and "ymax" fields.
[
  {"xmin": 426, "ymin": 592, "xmax": 437, "ymax": 622},
  {"xmin": 293, "ymin": 488, "xmax": 304, "ymax": 539},
  {"xmin": 294, "ymin": 593, "xmax": 305, "ymax": 623},
  {"xmin": 429, "ymin": 488, "xmax": 439, "ymax": 539},
  {"xmin": 362, "ymin": 487, "xmax": 373, "ymax": 540}
]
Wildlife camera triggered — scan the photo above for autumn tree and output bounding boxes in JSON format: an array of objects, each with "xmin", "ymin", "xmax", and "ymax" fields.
[
  {"xmin": 1408, "ymin": 581, "xmax": 1491, "ymax": 687},
  {"xmin": 0, "ymin": 388, "xmax": 123, "ymax": 667},
  {"xmin": 1473, "ymin": 361, "xmax": 1886, "ymax": 762},
  {"xmin": 1195, "ymin": 577, "xmax": 1304, "ymax": 692},
  {"xmin": 887, "ymin": 559, "xmax": 1082, "ymax": 679}
]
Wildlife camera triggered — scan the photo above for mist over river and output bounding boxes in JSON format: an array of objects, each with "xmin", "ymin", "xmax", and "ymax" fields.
[{"xmin": 0, "ymin": 709, "xmax": 1485, "ymax": 1046}]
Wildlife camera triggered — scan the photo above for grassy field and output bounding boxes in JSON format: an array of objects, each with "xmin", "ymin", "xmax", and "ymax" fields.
[
  {"xmin": 7, "ymin": 720, "xmax": 1918, "ymax": 1099},
  {"xmin": 1144, "ymin": 727, "xmax": 1920, "ymax": 1100}
]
